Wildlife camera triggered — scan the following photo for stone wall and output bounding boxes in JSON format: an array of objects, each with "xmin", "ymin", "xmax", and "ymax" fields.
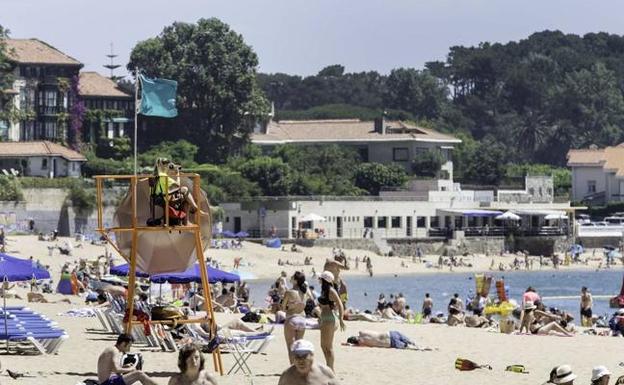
[
  {"xmin": 295, "ymin": 238, "xmax": 381, "ymax": 254},
  {"xmin": 577, "ymin": 236, "xmax": 621, "ymax": 249}
]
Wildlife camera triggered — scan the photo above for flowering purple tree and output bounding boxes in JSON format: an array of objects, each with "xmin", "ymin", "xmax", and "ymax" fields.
[{"xmin": 69, "ymin": 75, "xmax": 85, "ymax": 150}]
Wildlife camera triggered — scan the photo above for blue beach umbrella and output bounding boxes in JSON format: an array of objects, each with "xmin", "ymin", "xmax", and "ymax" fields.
[
  {"xmin": 150, "ymin": 264, "xmax": 240, "ymax": 284},
  {"xmin": 109, "ymin": 263, "xmax": 150, "ymax": 278}
]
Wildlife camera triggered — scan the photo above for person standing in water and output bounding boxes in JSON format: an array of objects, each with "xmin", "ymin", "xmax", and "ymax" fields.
[
  {"xmin": 318, "ymin": 271, "xmax": 345, "ymax": 371},
  {"xmin": 580, "ymin": 286, "xmax": 593, "ymax": 327}
]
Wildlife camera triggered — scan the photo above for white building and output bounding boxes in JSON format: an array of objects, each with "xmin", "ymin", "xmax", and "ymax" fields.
[
  {"xmin": 0, "ymin": 141, "xmax": 85, "ymax": 177},
  {"xmin": 252, "ymin": 119, "xmax": 460, "ymax": 177},
  {"xmin": 221, "ymin": 176, "xmax": 575, "ymax": 240},
  {"xmin": 567, "ymin": 145, "xmax": 624, "ymax": 204}
]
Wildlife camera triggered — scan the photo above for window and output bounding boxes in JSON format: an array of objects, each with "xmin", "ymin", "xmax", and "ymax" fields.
[
  {"xmin": 430, "ymin": 216, "xmax": 440, "ymax": 228},
  {"xmin": 44, "ymin": 121, "xmax": 56, "ymax": 138},
  {"xmin": 363, "ymin": 216, "xmax": 373, "ymax": 228},
  {"xmin": 377, "ymin": 216, "xmax": 387, "ymax": 228},
  {"xmin": 225, "ymin": 217, "xmax": 229, "ymax": 223},
  {"xmin": 45, "ymin": 90, "xmax": 57, "ymax": 107},
  {"xmin": 417, "ymin": 217, "xmax": 426, "ymax": 228},
  {"xmin": 41, "ymin": 158, "xmax": 48, "ymax": 170},
  {"xmin": 391, "ymin": 216, "xmax": 401, "ymax": 228},
  {"xmin": 587, "ymin": 180, "xmax": 596, "ymax": 194},
  {"xmin": 393, "ymin": 147, "xmax": 409, "ymax": 162}
]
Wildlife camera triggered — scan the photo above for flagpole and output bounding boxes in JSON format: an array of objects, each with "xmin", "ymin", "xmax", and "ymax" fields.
[{"xmin": 134, "ymin": 68, "xmax": 140, "ymax": 176}]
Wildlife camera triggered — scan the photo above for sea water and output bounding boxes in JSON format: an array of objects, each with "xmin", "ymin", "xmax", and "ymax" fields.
[{"xmin": 247, "ymin": 269, "xmax": 624, "ymax": 319}]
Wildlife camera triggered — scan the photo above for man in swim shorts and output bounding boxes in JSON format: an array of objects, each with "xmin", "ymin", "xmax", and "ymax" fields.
[
  {"xmin": 97, "ymin": 333, "xmax": 158, "ymax": 385},
  {"xmin": 346, "ymin": 330, "xmax": 416, "ymax": 349}
]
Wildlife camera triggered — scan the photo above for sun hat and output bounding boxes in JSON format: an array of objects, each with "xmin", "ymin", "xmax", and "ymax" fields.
[
  {"xmin": 319, "ymin": 271, "xmax": 335, "ymax": 283},
  {"xmin": 291, "ymin": 339, "xmax": 314, "ymax": 354},
  {"xmin": 553, "ymin": 365, "xmax": 577, "ymax": 384},
  {"xmin": 591, "ymin": 366, "xmax": 611, "ymax": 382},
  {"xmin": 524, "ymin": 301, "xmax": 537, "ymax": 310}
]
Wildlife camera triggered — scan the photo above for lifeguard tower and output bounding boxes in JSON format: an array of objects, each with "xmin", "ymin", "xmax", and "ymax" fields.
[{"xmin": 94, "ymin": 173, "xmax": 223, "ymax": 374}]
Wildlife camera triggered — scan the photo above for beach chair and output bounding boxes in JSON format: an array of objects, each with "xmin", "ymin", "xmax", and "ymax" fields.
[{"xmin": 219, "ymin": 329, "xmax": 275, "ymax": 375}]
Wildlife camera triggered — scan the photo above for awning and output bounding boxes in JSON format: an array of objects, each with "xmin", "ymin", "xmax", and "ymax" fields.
[
  {"xmin": 437, "ymin": 209, "xmax": 503, "ymax": 217},
  {"xmin": 513, "ymin": 210, "xmax": 568, "ymax": 218},
  {"xmin": 300, "ymin": 213, "xmax": 326, "ymax": 222}
]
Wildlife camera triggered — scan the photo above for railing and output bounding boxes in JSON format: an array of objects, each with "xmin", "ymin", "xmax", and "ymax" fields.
[
  {"xmin": 428, "ymin": 226, "xmax": 570, "ymax": 238},
  {"xmin": 37, "ymin": 106, "xmax": 65, "ymax": 115}
]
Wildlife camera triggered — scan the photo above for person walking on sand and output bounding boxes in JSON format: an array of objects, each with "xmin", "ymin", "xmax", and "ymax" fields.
[
  {"xmin": 97, "ymin": 334, "xmax": 158, "ymax": 385},
  {"xmin": 168, "ymin": 344, "xmax": 218, "ymax": 385},
  {"xmin": 580, "ymin": 286, "xmax": 593, "ymax": 327},
  {"xmin": 318, "ymin": 271, "xmax": 345, "ymax": 371},
  {"xmin": 278, "ymin": 339, "xmax": 340, "ymax": 385}
]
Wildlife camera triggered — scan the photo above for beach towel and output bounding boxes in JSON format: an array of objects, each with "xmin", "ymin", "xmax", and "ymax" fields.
[{"xmin": 455, "ymin": 358, "xmax": 492, "ymax": 371}]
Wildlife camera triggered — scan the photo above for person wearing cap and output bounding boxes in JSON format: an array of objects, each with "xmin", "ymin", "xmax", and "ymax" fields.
[
  {"xmin": 318, "ymin": 271, "xmax": 345, "ymax": 371},
  {"xmin": 278, "ymin": 339, "xmax": 340, "ymax": 385},
  {"xmin": 552, "ymin": 364, "xmax": 576, "ymax": 385},
  {"xmin": 591, "ymin": 366, "xmax": 611, "ymax": 385}
]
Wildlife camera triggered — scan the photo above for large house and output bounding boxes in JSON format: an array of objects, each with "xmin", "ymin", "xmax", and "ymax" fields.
[
  {"xmin": 0, "ymin": 141, "xmax": 86, "ymax": 177},
  {"xmin": 1, "ymin": 38, "xmax": 83, "ymax": 142},
  {"xmin": 567, "ymin": 145, "xmax": 624, "ymax": 204},
  {"xmin": 252, "ymin": 119, "xmax": 461, "ymax": 177},
  {"xmin": 79, "ymin": 71, "xmax": 133, "ymax": 143}
]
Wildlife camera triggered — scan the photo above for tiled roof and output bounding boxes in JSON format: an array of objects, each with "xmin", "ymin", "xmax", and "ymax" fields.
[
  {"xmin": 252, "ymin": 119, "xmax": 461, "ymax": 144},
  {"xmin": 5, "ymin": 39, "xmax": 81, "ymax": 66},
  {"xmin": 0, "ymin": 141, "xmax": 86, "ymax": 161},
  {"xmin": 566, "ymin": 149, "xmax": 605, "ymax": 165},
  {"xmin": 567, "ymin": 146, "xmax": 624, "ymax": 177},
  {"xmin": 79, "ymin": 72, "xmax": 132, "ymax": 98}
]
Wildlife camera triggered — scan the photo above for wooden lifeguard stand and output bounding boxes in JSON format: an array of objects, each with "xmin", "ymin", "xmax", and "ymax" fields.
[{"xmin": 94, "ymin": 173, "xmax": 224, "ymax": 374}]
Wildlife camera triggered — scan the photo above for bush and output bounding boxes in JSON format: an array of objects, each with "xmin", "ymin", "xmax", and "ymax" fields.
[
  {"xmin": 68, "ymin": 184, "xmax": 96, "ymax": 214},
  {"xmin": 18, "ymin": 177, "xmax": 82, "ymax": 189},
  {"xmin": 354, "ymin": 163, "xmax": 408, "ymax": 195},
  {"xmin": 0, "ymin": 176, "xmax": 23, "ymax": 201},
  {"xmin": 412, "ymin": 150, "xmax": 444, "ymax": 177},
  {"xmin": 83, "ymin": 150, "xmax": 133, "ymax": 177}
]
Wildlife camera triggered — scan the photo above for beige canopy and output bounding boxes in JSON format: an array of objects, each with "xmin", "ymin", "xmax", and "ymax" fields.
[{"xmin": 113, "ymin": 177, "xmax": 211, "ymax": 274}]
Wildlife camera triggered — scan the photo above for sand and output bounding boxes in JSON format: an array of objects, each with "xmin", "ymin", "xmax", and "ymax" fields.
[{"xmin": 0, "ymin": 235, "xmax": 620, "ymax": 384}]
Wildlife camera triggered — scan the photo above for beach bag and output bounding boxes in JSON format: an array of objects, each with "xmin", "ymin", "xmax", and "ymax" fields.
[
  {"xmin": 455, "ymin": 358, "xmax": 492, "ymax": 371},
  {"xmin": 241, "ymin": 311, "xmax": 261, "ymax": 323},
  {"xmin": 499, "ymin": 318, "xmax": 516, "ymax": 334},
  {"xmin": 151, "ymin": 306, "xmax": 184, "ymax": 321},
  {"xmin": 505, "ymin": 364, "xmax": 529, "ymax": 374}
]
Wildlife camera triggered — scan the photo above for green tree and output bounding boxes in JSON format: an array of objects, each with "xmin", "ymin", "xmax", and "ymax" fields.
[
  {"xmin": 128, "ymin": 18, "xmax": 270, "ymax": 163},
  {"xmin": 384, "ymin": 68, "xmax": 449, "ymax": 120},
  {"xmin": 238, "ymin": 156, "xmax": 293, "ymax": 196},
  {"xmin": 412, "ymin": 150, "xmax": 444, "ymax": 177},
  {"xmin": 138, "ymin": 140, "xmax": 199, "ymax": 167},
  {"xmin": 0, "ymin": 25, "xmax": 12, "ymax": 92},
  {"xmin": 0, "ymin": 176, "xmax": 22, "ymax": 201},
  {"xmin": 354, "ymin": 163, "xmax": 408, "ymax": 195},
  {"xmin": 462, "ymin": 138, "xmax": 507, "ymax": 185}
]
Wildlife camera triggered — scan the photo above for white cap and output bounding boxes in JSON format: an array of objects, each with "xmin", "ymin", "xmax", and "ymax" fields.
[
  {"xmin": 319, "ymin": 271, "xmax": 335, "ymax": 283},
  {"xmin": 591, "ymin": 366, "xmax": 611, "ymax": 382},
  {"xmin": 291, "ymin": 339, "xmax": 314, "ymax": 354},
  {"xmin": 554, "ymin": 365, "xmax": 577, "ymax": 384}
]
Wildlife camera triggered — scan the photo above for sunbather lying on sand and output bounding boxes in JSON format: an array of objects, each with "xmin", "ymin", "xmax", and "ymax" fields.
[{"xmin": 344, "ymin": 330, "xmax": 433, "ymax": 350}]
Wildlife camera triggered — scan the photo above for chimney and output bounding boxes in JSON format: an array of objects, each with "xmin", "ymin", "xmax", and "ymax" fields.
[{"xmin": 374, "ymin": 117, "xmax": 385, "ymax": 135}]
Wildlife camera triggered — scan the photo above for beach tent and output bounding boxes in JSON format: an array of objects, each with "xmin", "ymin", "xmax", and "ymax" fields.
[
  {"xmin": 300, "ymin": 213, "xmax": 326, "ymax": 222},
  {"xmin": 265, "ymin": 238, "xmax": 281, "ymax": 248},
  {"xmin": 495, "ymin": 211, "xmax": 520, "ymax": 221},
  {"xmin": 110, "ymin": 263, "xmax": 239, "ymax": 284},
  {"xmin": 56, "ymin": 272, "xmax": 79, "ymax": 295},
  {"xmin": 109, "ymin": 264, "xmax": 150, "ymax": 278},
  {"xmin": 0, "ymin": 253, "xmax": 50, "ymax": 282},
  {"xmin": 150, "ymin": 264, "xmax": 240, "ymax": 284}
]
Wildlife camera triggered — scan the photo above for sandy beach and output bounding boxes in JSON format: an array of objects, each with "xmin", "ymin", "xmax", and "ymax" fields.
[{"xmin": 0, "ymin": 234, "xmax": 621, "ymax": 385}]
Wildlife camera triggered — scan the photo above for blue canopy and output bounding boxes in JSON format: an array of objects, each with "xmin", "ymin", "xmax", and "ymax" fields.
[
  {"xmin": 150, "ymin": 264, "xmax": 240, "ymax": 284},
  {"xmin": 266, "ymin": 238, "xmax": 281, "ymax": 248},
  {"xmin": 234, "ymin": 231, "xmax": 249, "ymax": 238},
  {"xmin": 110, "ymin": 263, "xmax": 239, "ymax": 284},
  {"xmin": 222, "ymin": 230, "xmax": 236, "ymax": 238},
  {"xmin": 109, "ymin": 263, "xmax": 150, "ymax": 278},
  {"xmin": 0, "ymin": 253, "xmax": 50, "ymax": 282}
]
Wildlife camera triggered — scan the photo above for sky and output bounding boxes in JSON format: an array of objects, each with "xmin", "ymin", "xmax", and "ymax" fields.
[{"xmin": 2, "ymin": 0, "xmax": 624, "ymax": 79}]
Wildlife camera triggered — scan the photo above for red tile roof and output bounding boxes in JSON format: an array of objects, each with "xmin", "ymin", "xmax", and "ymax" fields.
[
  {"xmin": 0, "ymin": 141, "xmax": 86, "ymax": 161},
  {"xmin": 5, "ymin": 39, "xmax": 81, "ymax": 66},
  {"xmin": 79, "ymin": 72, "xmax": 132, "ymax": 98}
]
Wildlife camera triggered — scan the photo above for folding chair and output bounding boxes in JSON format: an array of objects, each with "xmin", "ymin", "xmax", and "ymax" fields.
[{"xmin": 219, "ymin": 330, "xmax": 274, "ymax": 375}]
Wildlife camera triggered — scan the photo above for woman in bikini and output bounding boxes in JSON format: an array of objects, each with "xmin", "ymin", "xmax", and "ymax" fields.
[
  {"xmin": 318, "ymin": 271, "xmax": 345, "ymax": 371},
  {"xmin": 520, "ymin": 302, "xmax": 573, "ymax": 337},
  {"xmin": 282, "ymin": 271, "xmax": 312, "ymax": 363}
]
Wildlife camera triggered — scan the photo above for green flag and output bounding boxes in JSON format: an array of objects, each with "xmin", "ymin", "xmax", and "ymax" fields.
[{"xmin": 139, "ymin": 74, "xmax": 178, "ymax": 118}]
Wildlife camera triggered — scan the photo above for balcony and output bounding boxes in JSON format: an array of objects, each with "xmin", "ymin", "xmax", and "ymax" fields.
[{"xmin": 37, "ymin": 106, "xmax": 66, "ymax": 116}]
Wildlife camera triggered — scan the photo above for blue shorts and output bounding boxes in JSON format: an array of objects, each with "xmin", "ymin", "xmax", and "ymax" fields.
[
  {"xmin": 102, "ymin": 375, "xmax": 126, "ymax": 385},
  {"xmin": 389, "ymin": 331, "xmax": 413, "ymax": 349}
]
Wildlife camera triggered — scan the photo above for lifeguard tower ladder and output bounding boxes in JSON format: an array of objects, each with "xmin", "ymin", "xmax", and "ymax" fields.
[{"xmin": 94, "ymin": 173, "xmax": 223, "ymax": 374}]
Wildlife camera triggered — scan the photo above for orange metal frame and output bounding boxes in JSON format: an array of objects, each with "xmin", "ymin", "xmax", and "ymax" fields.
[{"xmin": 94, "ymin": 174, "xmax": 223, "ymax": 374}]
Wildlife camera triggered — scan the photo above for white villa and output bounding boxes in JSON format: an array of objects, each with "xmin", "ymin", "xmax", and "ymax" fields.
[{"xmin": 567, "ymin": 145, "xmax": 624, "ymax": 204}]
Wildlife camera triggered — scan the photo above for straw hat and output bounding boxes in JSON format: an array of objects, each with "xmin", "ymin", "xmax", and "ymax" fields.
[
  {"xmin": 553, "ymin": 365, "xmax": 577, "ymax": 384},
  {"xmin": 524, "ymin": 301, "xmax": 537, "ymax": 310},
  {"xmin": 591, "ymin": 366, "xmax": 611, "ymax": 382},
  {"xmin": 319, "ymin": 271, "xmax": 335, "ymax": 283}
]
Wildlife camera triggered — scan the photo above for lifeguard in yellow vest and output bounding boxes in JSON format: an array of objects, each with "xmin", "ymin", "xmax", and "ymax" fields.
[{"xmin": 148, "ymin": 157, "xmax": 201, "ymax": 226}]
